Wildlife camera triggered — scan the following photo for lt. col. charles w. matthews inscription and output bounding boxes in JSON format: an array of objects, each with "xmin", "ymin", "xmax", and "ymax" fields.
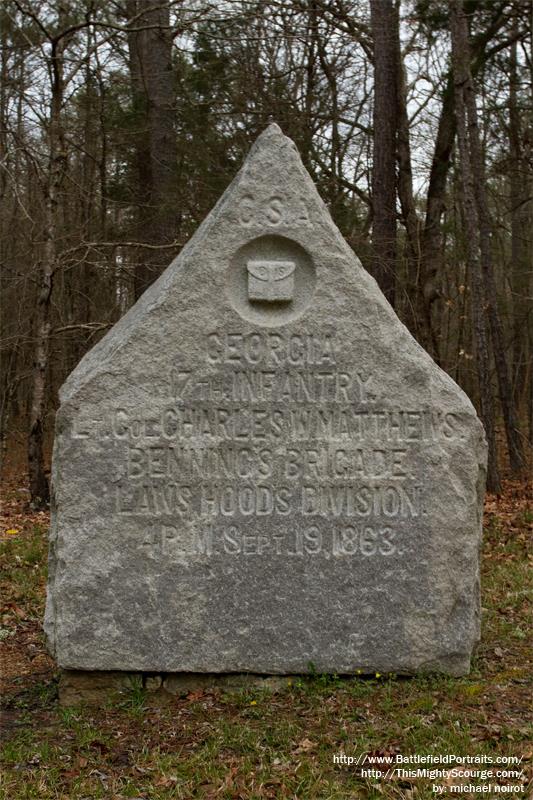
[{"xmin": 45, "ymin": 124, "xmax": 487, "ymax": 677}]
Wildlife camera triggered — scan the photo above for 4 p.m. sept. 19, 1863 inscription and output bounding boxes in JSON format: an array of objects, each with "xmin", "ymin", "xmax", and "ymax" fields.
[{"xmin": 70, "ymin": 330, "xmax": 464, "ymax": 561}]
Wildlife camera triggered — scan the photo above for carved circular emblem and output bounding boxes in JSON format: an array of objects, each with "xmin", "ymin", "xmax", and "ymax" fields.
[{"xmin": 226, "ymin": 234, "xmax": 316, "ymax": 327}]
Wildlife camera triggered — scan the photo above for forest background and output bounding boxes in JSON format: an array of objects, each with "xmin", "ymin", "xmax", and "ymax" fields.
[{"xmin": 0, "ymin": 0, "xmax": 532, "ymax": 504}]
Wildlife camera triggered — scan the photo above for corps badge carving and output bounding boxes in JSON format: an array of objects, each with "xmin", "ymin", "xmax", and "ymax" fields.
[{"xmin": 247, "ymin": 259, "xmax": 296, "ymax": 302}]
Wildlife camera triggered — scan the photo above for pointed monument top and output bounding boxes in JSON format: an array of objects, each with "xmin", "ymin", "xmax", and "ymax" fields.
[
  {"xmin": 261, "ymin": 121, "xmax": 284, "ymax": 137},
  {"xmin": 246, "ymin": 121, "xmax": 295, "ymax": 163}
]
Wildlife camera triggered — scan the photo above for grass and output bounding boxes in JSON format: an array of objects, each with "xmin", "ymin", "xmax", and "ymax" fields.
[{"xmin": 0, "ymin": 479, "xmax": 532, "ymax": 799}]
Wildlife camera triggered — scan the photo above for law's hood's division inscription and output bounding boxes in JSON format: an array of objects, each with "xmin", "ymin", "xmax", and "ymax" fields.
[{"xmin": 45, "ymin": 124, "xmax": 487, "ymax": 676}]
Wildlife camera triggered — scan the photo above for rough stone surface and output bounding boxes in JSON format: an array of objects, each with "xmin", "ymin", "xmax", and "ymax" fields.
[{"xmin": 45, "ymin": 124, "xmax": 487, "ymax": 678}]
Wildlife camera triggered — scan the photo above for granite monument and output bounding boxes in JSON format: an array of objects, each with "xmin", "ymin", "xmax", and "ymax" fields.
[{"xmin": 45, "ymin": 124, "xmax": 487, "ymax": 680}]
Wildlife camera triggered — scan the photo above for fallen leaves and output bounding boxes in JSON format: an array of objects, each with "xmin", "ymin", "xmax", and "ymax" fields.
[
  {"xmin": 293, "ymin": 737, "xmax": 317, "ymax": 754},
  {"xmin": 154, "ymin": 773, "xmax": 178, "ymax": 787}
]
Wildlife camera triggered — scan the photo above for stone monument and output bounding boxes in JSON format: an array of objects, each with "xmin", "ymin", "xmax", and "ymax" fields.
[{"xmin": 45, "ymin": 124, "xmax": 487, "ymax": 684}]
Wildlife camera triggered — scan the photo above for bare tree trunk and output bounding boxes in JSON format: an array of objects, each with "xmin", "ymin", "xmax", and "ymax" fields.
[
  {"xmin": 420, "ymin": 79, "xmax": 455, "ymax": 363},
  {"xmin": 395, "ymin": 22, "xmax": 433, "ymax": 354},
  {"xmin": 523, "ymin": 7, "xmax": 533, "ymax": 447},
  {"xmin": 126, "ymin": 0, "xmax": 152, "ymax": 303},
  {"xmin": 461, "ymin": 25, "xmax": 525, "ymax": 474},
  {"xmin": 450, "ymin": 1, "xmax": 500, "ymax": 493},
  {"xmin": 509, "ymin": 31, "xmax": 531, "ymax": 415},
  {"xmin": 28, "ymin": 31, "xmax": 68, "ymax": 508},
  {"xmin": 0, "ymin": 12, "xmax": 8, "ymax": 203},
  {"xmin": 126, "ymin": 0, "xmax": 179, "ymax": 300},
  {"xmin": 419, "ymin": 5, "xmax": 510, "ymax": 360},
  {"xmin": 301, "ymin": 4, "xmax": 318, "ymax": 170},
  {"xmin": 0, "ymin": 348, "xmax": 19, "ymax": 476},
  {"xmin": 369, "ymin": 0, "xmax": 397, "ymax": 305},
  {"xmin": 314, "ymin": 6, "xmax": 342, "ymax": 215}
]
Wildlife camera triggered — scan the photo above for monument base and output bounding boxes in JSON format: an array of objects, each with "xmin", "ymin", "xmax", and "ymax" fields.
[{"xmin": 58, "ymin": 670, "xmax": 298, "ymax": 706}]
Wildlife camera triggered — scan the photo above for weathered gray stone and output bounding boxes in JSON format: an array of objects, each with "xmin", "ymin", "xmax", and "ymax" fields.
[{"xmin": 45, "ymin": 124, "xmax": 486, "ymax": 678}]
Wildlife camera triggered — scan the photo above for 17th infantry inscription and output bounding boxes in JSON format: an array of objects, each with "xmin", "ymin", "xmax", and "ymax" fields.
[{"xmin": 45, "ymin": 125, "xmax": 487, "ymax": 676}]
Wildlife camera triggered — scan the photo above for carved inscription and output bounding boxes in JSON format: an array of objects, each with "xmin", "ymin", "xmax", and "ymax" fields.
[
  {"xmin": 238, "ymin": 194, "xmax": 311, "ymax": 227},
  {"xmin": 206, "ymin": 332, "xmax": 336, "ymax": 366},
  {"xmin": 71, "ymin": 331, "xmax": 465, "ymax": 559},
  {"xmin": 74, "ymin": 407, "xmax": 460, "ymax": 442},
  {"xmin": 140, "ymin": 524, "xmax": 400, "ymax": 558}
]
